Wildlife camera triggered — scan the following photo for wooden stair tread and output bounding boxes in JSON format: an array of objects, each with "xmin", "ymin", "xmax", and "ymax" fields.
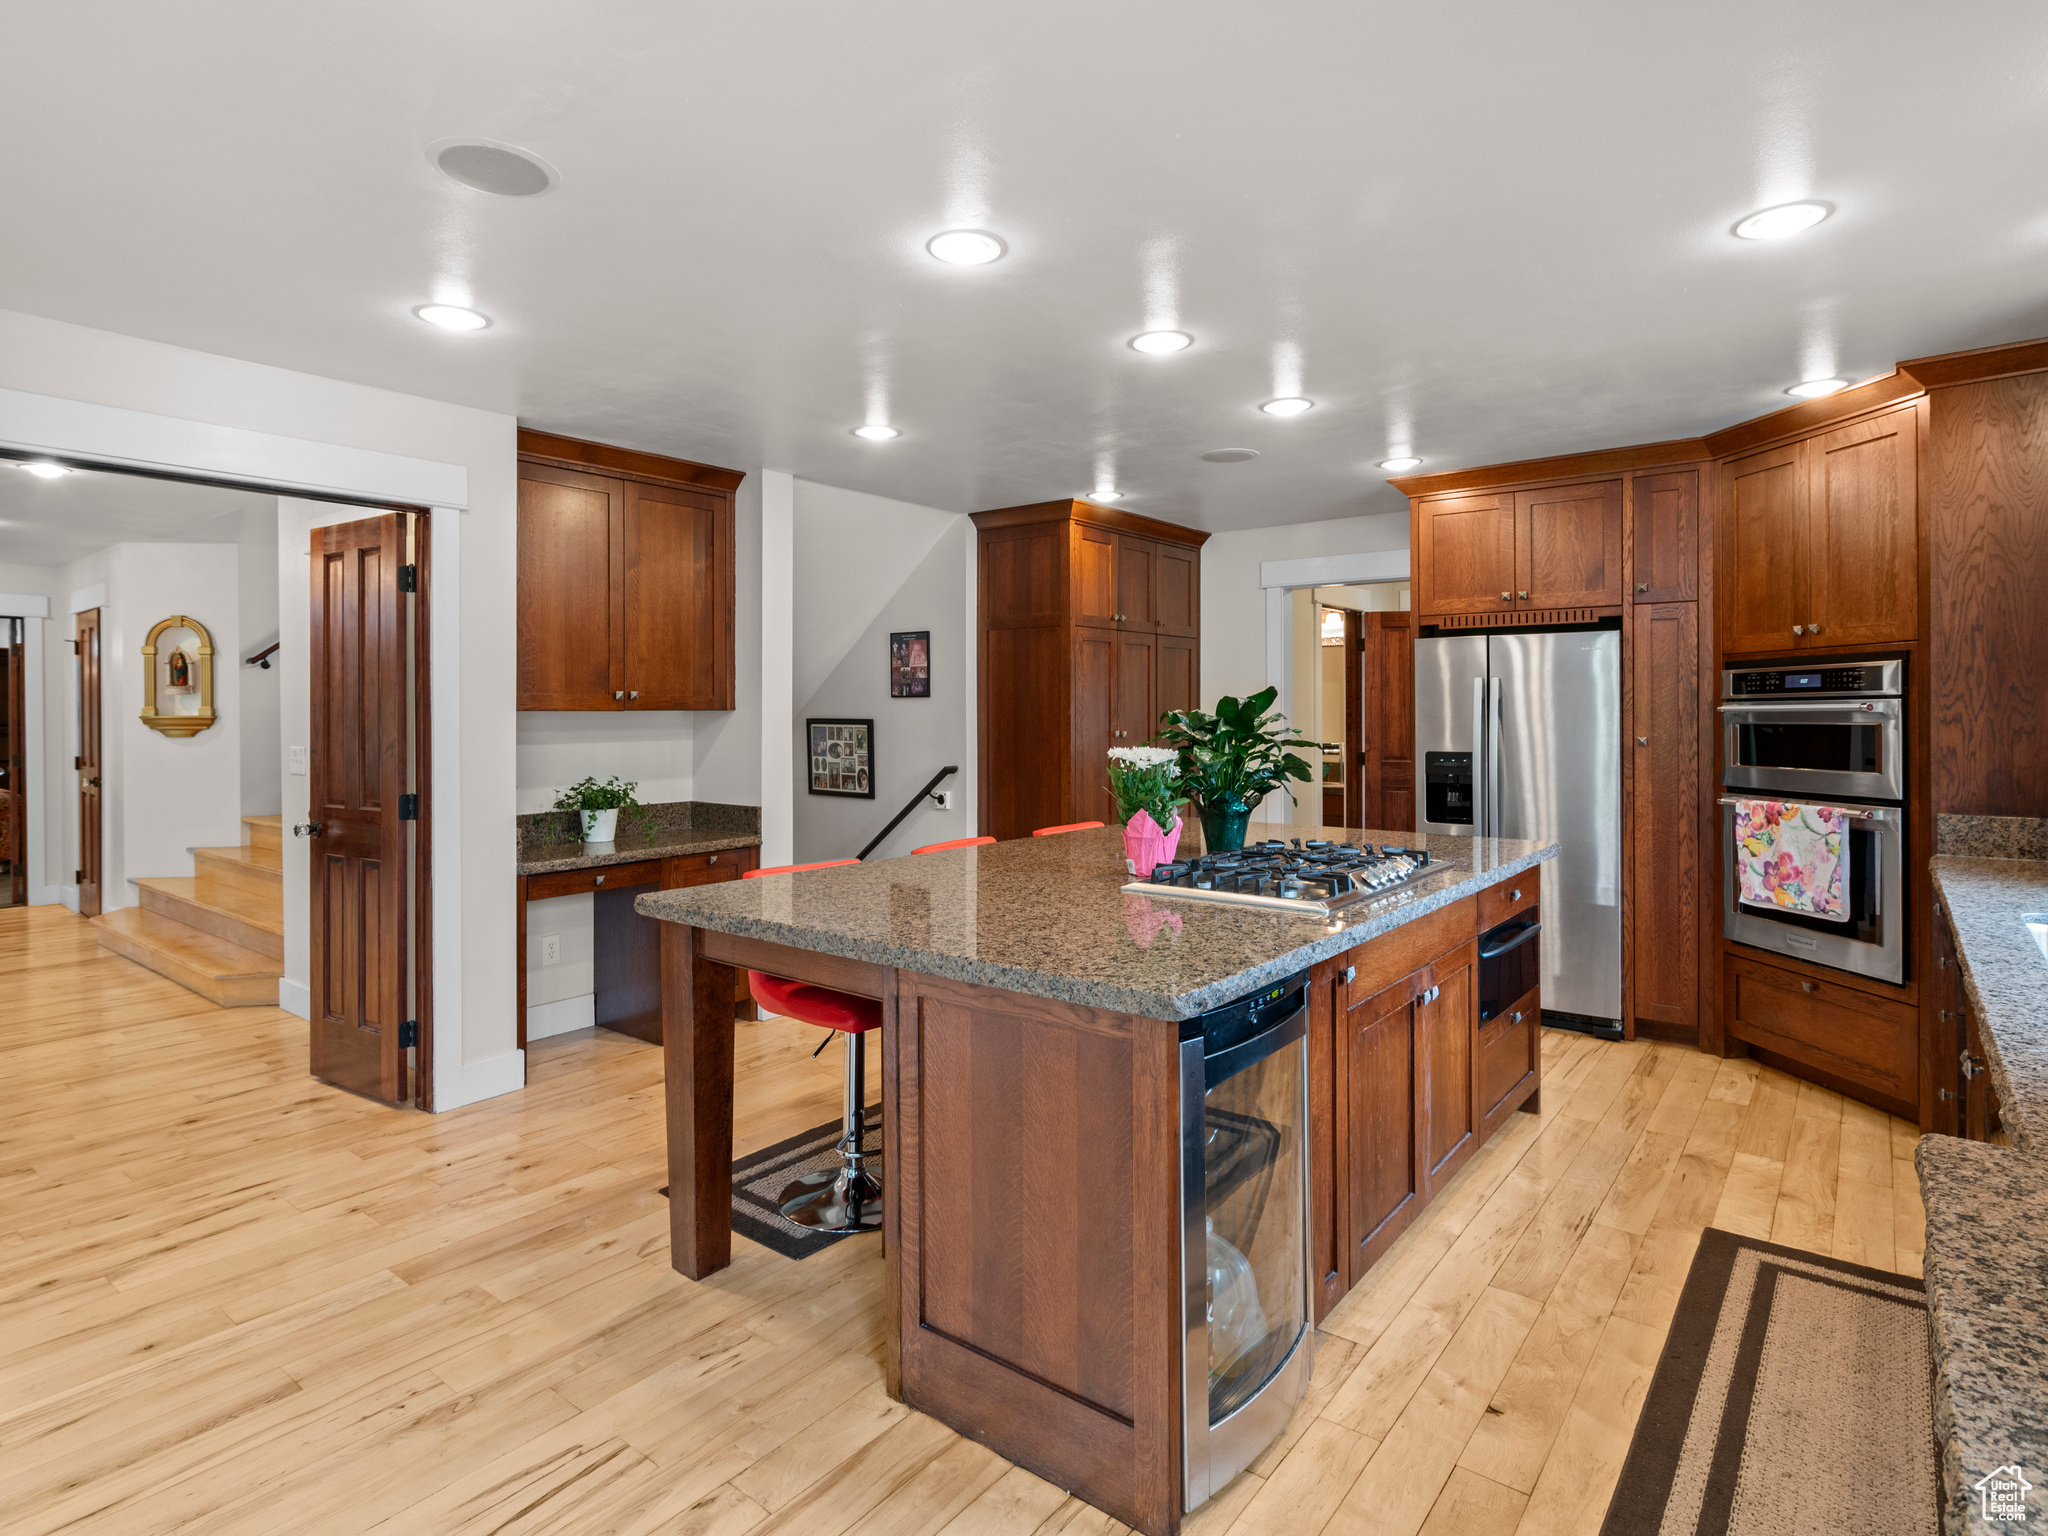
[
  {"xmin": 241, "ymin": 814, "xmax": 283, "ymax": 850},
  {"xmin": 194, "ymin": 845, "xmax": 283, "ymax": 875},
  {"xmin": 133, "ymin": 876, "xmax": 283, "ymax": 934},
  {"xmin": 93, "ymin": 908, "xmax": 283, "ymax": 980}
]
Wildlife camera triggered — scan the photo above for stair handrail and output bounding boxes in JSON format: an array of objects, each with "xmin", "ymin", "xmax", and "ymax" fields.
[
  {"xmin": 244, "ymin": 642, "xmax": 281, "ymax": 669},
  {"xmin": 856, "ymin": 766, "xmax": 959, "ymax": 862}
]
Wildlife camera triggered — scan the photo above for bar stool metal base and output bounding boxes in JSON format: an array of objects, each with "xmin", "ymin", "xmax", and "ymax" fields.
[{"xmin": 777, "ymin": 1025, "xmax": 883, "ymax": 1235}]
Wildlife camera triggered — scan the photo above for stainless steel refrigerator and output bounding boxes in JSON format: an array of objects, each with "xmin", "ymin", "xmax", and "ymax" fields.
[{"xmin": 1414, "ymin": 630, "xmax": 1621, "ymax": 1027}]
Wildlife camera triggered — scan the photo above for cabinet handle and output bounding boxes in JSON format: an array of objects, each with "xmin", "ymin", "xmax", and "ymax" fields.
[
  {"xmin": 1637, "ymin": 736, "xmax": 1648, "ymax": 746},
  {"xmin": 1636, "ymin": 582, "xmax": 1649, "ymax": 593},
  {"xmin": 1800, "ymin": 980, "xmax": 1817, "ymax": 994},
  {"xmin": 1792, "ymin": 625, "xmax": 1805, "ymax": 637},
  {"xmin": 614, "ymin": 691, "xmax": 624, "ymax": 700}
]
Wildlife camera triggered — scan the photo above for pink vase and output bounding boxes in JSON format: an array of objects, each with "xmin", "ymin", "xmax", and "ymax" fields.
[{"xmin": 1122, "ymin": 811, "xmax": 1183, "ymax": 877}]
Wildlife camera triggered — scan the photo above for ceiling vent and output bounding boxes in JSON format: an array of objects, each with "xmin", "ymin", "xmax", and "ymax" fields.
[
  {"xmin": 430, "ymin": 140, "xmax": 556, "ymax": 197},
  {"xmin": 1201, "ymin": 448, "xmax": 1260, "ymax": 463}
]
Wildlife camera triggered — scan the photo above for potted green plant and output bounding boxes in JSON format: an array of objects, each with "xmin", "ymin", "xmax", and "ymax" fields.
[
  {"xmin": 1155, "ymin": 687, "xmax": 1315, "ymax": 853},
  {"xmin": 554, "ymin": 775, "xmax": 648, "ymax": 844},
  {"xmin": 1107, "ymin": 745, "xmax": 1189, "ymax": 875}
]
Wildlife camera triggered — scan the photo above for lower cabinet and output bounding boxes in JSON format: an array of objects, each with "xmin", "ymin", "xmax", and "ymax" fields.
[
  {"xmin": 1479, "ymin": 985, "xmax": 1540, "ymax": 1138},
  {"xmin": 1933, "ymin": 904, "xmax": 2002, "ymax": 1141},
  {"xmin": 1723, "ymin": 954, "xmax": 1919, "ymax": 1115}
]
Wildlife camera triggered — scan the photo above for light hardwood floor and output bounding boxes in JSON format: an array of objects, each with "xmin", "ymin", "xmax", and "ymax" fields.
[{"xmin": 0, "ymin": 904, "xmax": 1925, "ymax": 1536}]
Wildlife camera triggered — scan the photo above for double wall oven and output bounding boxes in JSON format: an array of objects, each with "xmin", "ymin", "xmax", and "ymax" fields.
[{"xmin": 1719, "ymin": 660, "xmax": 1905, "ymax": 984}]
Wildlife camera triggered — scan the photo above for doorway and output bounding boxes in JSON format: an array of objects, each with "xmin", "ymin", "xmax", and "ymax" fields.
[
  {"xmin": 1289, "ymin": 581, "xmax": 1412, "ymax": 832},
  {"xmin": 1, "ymin": 617, "xmax": 22, "ymax": 907},
  {"xmin": 76, "ymin": 607, "xmax": 102, "ymax": 916}
]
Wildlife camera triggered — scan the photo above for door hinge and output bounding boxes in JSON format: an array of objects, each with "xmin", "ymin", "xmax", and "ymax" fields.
[
  {"xmin": 397, "ymin": 564, "xmax": 417, "ymax": 593},
  {"xmin": 399, "ymin": 1020, "xmax": 418, "ymax": 1049},
  {"xmin": 74, "ymin": 755, "xmax": 83, "ymax": 770},
  {"xmin": 399, "ymin": 793, "xmax": 419, "ymax": 821}
]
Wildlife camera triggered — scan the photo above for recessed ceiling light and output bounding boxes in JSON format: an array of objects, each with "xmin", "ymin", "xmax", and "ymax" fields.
[
  {"xmin": 1088, "ymin": 490, "xmax": 1123, "ymax": 502},
  {"xmin": 413, "ymin": 304, "xmax": 491, "ymax": 331},
  {"xmin": 1379, "ymin": 456, "xmax": 1423, "ymax": 471},
  {"xmin": 926, "ymin": 230, "xmax": 1005, "ymax": 265},
  {"xmin": 1261, "ymin": 397, "xmax": 1314, "ymax": 417},
  {"xmin": 1201, "ymin": 448, "xmax": 1259, "ymax": 463},
  {"xmin": 1129, "ymin": 330, "xmax": 1193, "ymax": 354},
  {"xmin": 18, "ymin": 461, "xmax": 73, "ymax": 478},
  {"xmin": 1733, "ymin": 201, "xmax": 1831, "ymax": 240},
  {"xmin": 1785, "ymin": 378, "xmax": 1849, "ymax": 398},
  {"xmin": 431, "ymin": 140, "xmax": 557, "ymax": 197},
  {"xmin": 851, "ymin": 424, "xmax": 900, "ymax": 441}
]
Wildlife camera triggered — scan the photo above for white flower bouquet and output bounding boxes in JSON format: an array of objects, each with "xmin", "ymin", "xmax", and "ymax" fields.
[{"xmin": 1107, "ymin": 745, "xmax": 1187, "ymax": 875}]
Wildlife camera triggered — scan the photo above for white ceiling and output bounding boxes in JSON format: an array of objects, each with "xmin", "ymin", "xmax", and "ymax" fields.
[
  {"xmin": 4, "ymin": 2, "xmax": 2047, "ymax": 532},
  {"xmin": 0, "ymin": 465, "xmax": 269, "ymax": 567}
]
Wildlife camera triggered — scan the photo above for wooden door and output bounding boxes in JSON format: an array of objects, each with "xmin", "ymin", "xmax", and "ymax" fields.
[
  {"xmin": 1630, "ymin": 603, "xmax": 1699, "ymax": 1033},
  {"xmin": 1156, "ymin": 632, "xmax": 1198, "ymax": 725},
  {"xmin": 1722, "ymin": 442, "xmax": 1806, "ymax": 653},
  {"xmin": 1358, "ymin": 612, "xmax": 1415, "ymax": 831},
  {"xmin": 1112, "ymin": 629, "xmax": 1157, "ymax": 749},
  {"xmin": 1807, "ymin": 408, "xmax": 1918, "ymax": 647},
  {"xmin": 624, "ymin": 479, "xmax": 733, "ymax": 709},
  {"xmin": 1516, "ymin": 480, "xmax": 1623, "ymax": 609},
  {"xmin": 1344, "ymin": 972, "xmax": 1423, "ymax": 1280},
  {"xmin": 517, "ymin": 463, "xmax": 618, "ymax": 710},
  {"xmin": 1416, "ymin": 494, "xmax": 1515, "ymax": 617},
  {"xmin": 1417, "ymin": 957, "xmax": 1477, "ymax": 1193},
  {"xmin": 1154, "ymin": 542, "xmax": 1199, "ymax": 637},
  {"xmin": 1629, "ymin": 468, "xmax": 1698, "ymax": 603},
  {"xmin": 1072, "ymin": 630, "xmax": 1115, "ymax": 825},
  {"xmin": 309, "ymin": 515, "xmax": 410, "ymax": 1104},
  {"xmin": 1072, "ymin": 523, "xmax": 1116, "ymax": 628},
  {"xmin": 75, "ymin": 608, "xmax": 102, "ymax": 916},
  {"xmin": 3, "ymin": 629, "xmax": 22, "ymax": 906},
  {"xmin": 1112, "ymin": 535, "xmax": 1155, "ymax": 629},
  {"xmin": 1341, "ymin": 610, "xmax": 1363, "ymax": 830}
]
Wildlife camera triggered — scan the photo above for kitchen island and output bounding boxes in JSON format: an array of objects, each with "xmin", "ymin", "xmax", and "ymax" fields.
[{"xmin": 639, "ymin": 824, "xmax": 1556, "ymax": 1534}]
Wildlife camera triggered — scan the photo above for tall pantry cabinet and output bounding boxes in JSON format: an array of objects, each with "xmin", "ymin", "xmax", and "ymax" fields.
[{"xmin": 974, "ymin": 500, "xmax": 1206, "ymax": 841}]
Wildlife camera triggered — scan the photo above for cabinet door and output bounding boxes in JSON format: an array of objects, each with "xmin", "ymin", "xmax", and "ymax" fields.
[
  {"xmin": 1722, "ymin": 443, "xmax": 1806, "ymax": 653},
  {"xmin": 1072, "ymin": 524, "xmax": 1117, "ymax": 628},
  {"xmin": 1113, "ymin": 535, "xmax": 1156, "ymax": 629},
  {"xmin": 622, "ymin": 479, "xmax": 732, "ymax": 709},
  {"xmin": 1112, "ymin": 629, "xmax": 1157, "ymax": 748},
  {"xmin": 1156, "ymin": 632, "xmax": 1198, "ymax": 725},
  {"xmin": 1417, "ymin": 958, "xmax": 1477, "ymax": 1194},
  {"xmin": 518, "ymin": 463, "xmax": 620, "ymax": 710},
  {"xmin": 1933, "ymin": 910, "xmax": 1963, "ymax": 1138},
  {"xmin": 1345, "ymin": 973, "xmax": 1423, "ymax": 1281},
  {"xmin": 1072, "ymin": 630, "xmax": 1116, "ymax": 825},
  {"xmin": 1154, "ymin": 542, "xmax": 1199, "ymax": 637},
  {"xmin": 1516, "ymin": 480, "xmax": 1623, "ymax": 609},
  {"xmin": 1416, "ymin": 494, "xmax": 1516, "ymax": 617},
  {"xmin": 1807, "ymin": 408, "xmax": 1918, "ymax": 647},
  {"xmin": 1630, "ymin": 603, "xmax": 1699, "ymax": 1032},
  {"xmin": 1628, "ymin": 468, "xmax": 1698, "ymax": 603}
]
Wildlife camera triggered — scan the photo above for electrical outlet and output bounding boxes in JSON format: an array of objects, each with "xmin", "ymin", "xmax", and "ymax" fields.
[
  {"xmin": 933, "ymin": 790, "xmax": 954, "ymax": 811},
  {"xmin": 289, "ymin": 746, "xmax": 308, "ymax": 776},
  {"xmin": 540, "ymin": 935, "xmax": 561, "ymax": 966}
]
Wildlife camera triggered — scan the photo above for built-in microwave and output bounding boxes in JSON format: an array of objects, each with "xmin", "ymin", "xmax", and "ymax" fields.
[{"xmin": 1719, "ymin": 660, "xmax": 1904, "ymax": 803}]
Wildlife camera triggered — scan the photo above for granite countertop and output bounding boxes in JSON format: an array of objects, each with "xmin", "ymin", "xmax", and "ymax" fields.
[
  {"xmin": 636, "ymin": 824, "xmax": 1556, "ymax": 1021},
  {"xmin": 1916, "ymin": 815, "xmax": 2048, "ymax": 1534},
  {"xmin": 517, "ymin": 799, "xmax": 761, "ymax": 876}
]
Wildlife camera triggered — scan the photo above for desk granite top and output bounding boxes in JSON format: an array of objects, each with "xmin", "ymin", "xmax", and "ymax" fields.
[
  {"xmin": 636, "ymin": 824, "xmax": 1556, "ymax": 1021},
  {"xmin": 517, "ymin": 800, "xmax": 760, "ymax": 877},
  {"xmin": 1918, "ymin": 821, "xmax": 2048, "ymax": 1534}
]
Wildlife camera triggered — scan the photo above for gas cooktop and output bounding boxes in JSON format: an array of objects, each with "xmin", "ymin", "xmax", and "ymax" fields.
[{"xmin": 1120, "ymin": 838, "xmax": 1443, "ymax": 917}]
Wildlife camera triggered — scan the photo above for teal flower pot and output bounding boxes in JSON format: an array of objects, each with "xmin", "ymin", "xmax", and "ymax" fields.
[{"xmin": 1197, "ymin": 796, "xmax": 1254, "ymax": 854}]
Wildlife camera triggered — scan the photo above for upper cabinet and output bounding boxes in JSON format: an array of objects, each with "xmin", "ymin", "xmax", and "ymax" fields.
[
  {"xmin": 1720, "ymin": 403, "xmax": 1918, "ymax": 654},
  {"xmin": 1415, "ymin": 493, "xmax": 1515, "ymax": 617},
  {"xmin": 1627, "ymin": 468, "xmax": 1699, "ymax": 603},
  {"xmin": 1415, "ymin": 481, "xmax": 1622, "ymax": 619},
  {"xmin": 516, "ymin": 431, "xmax": 742, "ymax": 712}
]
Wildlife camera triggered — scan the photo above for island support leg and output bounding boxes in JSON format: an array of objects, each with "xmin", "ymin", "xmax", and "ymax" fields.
[{"xmin": 662, "ymin": 922, "xmax": 737, "ymax": 1279}]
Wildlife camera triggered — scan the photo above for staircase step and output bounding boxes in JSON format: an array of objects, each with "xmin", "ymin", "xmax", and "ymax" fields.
[
  {"xmin": 135, "ymin": 877, "xmax": 283, "ymax": 960},
  {"xmin": 93, "ymin": 908, "xmax": 281, "ymax": 1008},
  {"xmin": 243, "ymin": 814, "xmax": 283, "ymax": 851},
  {"xmin": 194, "ymin": 844, "xmax": 282, "ymax": 904}
]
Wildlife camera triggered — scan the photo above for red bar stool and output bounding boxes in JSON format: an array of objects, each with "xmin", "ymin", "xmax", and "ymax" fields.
[
  {"xmin": 742, "ymin": 862, "xmax": 880, "ymax": 1232},
  {"xmin": 1031, "ymin": 822, "xmax": 1104, "ymax": 836},
  {"xmin": 911, "ymin": 836, "xmax": 996, "ymax": 854}
]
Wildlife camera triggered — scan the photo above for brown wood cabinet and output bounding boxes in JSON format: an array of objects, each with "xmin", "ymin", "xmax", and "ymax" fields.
[
  {"xmin": 1415, "ymin": 479, "xmax": 1623, "ymax": 620},
  {"xmin": 1630, "ymin": 603, "xmax": 1700, "ymax": 1034},
  {"xmin": 975, "ymin": 500, "xmax": 1207, "ymax": 840},
  {"xmin": 1725, "ymin": 954, "xmax": 1920, "ymax": 1116},
  {"xmin": 516, "ymin": 430, "xmax": 743, "ymax": 712},
  {"xmin": 1718, "ymin": 403, "xmax": 1918, "ymax": 654},
  {"xmin": 1932, "ymin": 903, "xmax": 2002, "ymax": 1141},
  {"xmin": 1628, "ymin": 467, "xmax": 1699, "ymax": 603}
]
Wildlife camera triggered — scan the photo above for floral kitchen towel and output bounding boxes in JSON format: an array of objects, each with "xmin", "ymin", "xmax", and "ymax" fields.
[{"xmin": 1735, "ymin": 798, "xmax": 1849, "ymax": 921}]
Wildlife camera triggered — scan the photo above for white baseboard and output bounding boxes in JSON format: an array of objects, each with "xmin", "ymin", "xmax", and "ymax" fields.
[
  {"xmin": 278, "ymin": 978, "xmax": 311, "ymax": 1020},
  {"xmin": 29, "ymin": 884, "xmax": 61, "ymax": 907},
  {"xmin": 433, "ymin": 1049, "xmax": 527, "ymax": 1112},
  {"xmin": 526, "ymin": 993, "xmax": 595, "ymax": 1041},
  {"xmin": 61, "ymin": 884, "xmax": 79, "ymax": 912}
]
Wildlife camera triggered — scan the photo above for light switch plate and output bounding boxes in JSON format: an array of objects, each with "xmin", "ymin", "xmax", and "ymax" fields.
[
  {"xmin": 540, "ymin": 936, "xmax": 560, "ymax": 967},
  {"xmin": 289, "ymin": 746, "xmax": 308, "ymax": 776}
]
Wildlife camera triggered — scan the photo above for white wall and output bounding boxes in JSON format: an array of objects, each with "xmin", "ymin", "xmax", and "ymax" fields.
[
  {"xmin": 515, "ymin": 714, "xmax": 695, "ymax": 814},
  {"xmin": 182, "ymin": 499, "xmax": 281, "ymax": 817},
  {"xmin": 0, "ymin": 308, "xmax": 520, "ymax": 1112}
]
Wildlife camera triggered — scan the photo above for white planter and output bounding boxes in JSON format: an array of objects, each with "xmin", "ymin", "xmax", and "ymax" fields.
[{"xmin": 579, "ymin": 808, "xmax": 619, "ymax": 843}]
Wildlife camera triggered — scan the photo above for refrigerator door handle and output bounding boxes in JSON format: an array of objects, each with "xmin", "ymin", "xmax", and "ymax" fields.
[
  {"xmin": 1487, "ymin": 677, "xmax": 1503, "ymax": 839},
  {"xmin": 1471, "ymin": 677, "xmax": 1487, "ymax": 836}
]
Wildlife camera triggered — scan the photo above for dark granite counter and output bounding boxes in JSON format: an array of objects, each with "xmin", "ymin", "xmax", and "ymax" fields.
[
  {"xmin": 636, "ymin": 823, "xmax": 1555, "ymax": 1021},
  {"xmin": 1918, "ymin": 817, "xmax": 2048, "ymax": 1534},
  {"xmin": 517, "ymin": 799, "xmax": 760, "ymax": 877}
]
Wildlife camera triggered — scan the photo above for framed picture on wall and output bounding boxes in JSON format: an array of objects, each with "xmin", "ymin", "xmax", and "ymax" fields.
[
  {"xmin": 889, "ymin": 631, "xmax": 930, "ymax": 698},
  {"xmin": 806, "ymin": 718, "xmax": 875, "ymax": 798}
]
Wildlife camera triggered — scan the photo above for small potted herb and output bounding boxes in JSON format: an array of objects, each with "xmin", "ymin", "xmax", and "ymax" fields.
[
  {"xmin": 554, "ymin": 775, "xmax": 648, "ymax": 844},
  {"xmin": 1107, "ymin": 745, "xmax": 1189, "ymax": 875},
  {"xmin": 1155, "ymin": 687, "xmax": 1315, "ymax": 853}
]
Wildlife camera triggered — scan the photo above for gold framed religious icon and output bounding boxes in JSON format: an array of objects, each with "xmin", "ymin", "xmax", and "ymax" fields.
[{"xmin": 140, "ymin": 615, "xmax": 217, "ymax": 737}]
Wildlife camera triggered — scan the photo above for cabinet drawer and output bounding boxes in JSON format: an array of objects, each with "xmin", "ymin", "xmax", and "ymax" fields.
[
  {"xmin": 663, "ymin": 847, "xmax": 756, "ymax": 887},
  {"xmin": 1479, "ymin": 988, "xmax": 1537, "ymax": 1123},
  {"xmin": 527, "ymin": 859, "xmax": 663, "ymax": 901},
  {"xmin": 1344, "ymin": 896, "xmax": 1476, "ymax": 1004},
  {"xmin": 1726, "ymin": 957, "xmax": 1917, "ymax": 1102},
  {"xmin": 1478, "ymin": 867, "xmax": 1539, "ymax": 931}
]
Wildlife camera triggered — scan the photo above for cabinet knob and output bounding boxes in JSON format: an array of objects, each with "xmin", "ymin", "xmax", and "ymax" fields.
[
  {"xmin": 628, "ymin": 690, "xmax": 639, "ymax": 700},
  {"xmin": 1517, "ymin": 591, "xmax": 1529, "ymax": 601},
  {"xmin": 1637, "ymin": 736, "xmax": 1648, "ymax": 746},
  {"xmin": 1938, "ymin": 1009, "xmax": 1956, "ymax": 1022},
  {"xmin": 1513, "ymin": 1011, "xmax": 1523, "ymax": 1024},
  {"xmin": 614, "ymin": 691, "xmax": 624, "ymax": 700},
  {"xmin": 1511, "ymin": 888, "xmax": 1521, "ymax": 902},
  {"xmin": 1808, "ymin": 622, "xmax": 1821, "ymax": 635},
  {"xmin": 1792, "ymin": 625, "xmax": 1804, "ymax": 637},
  {"xmin": 1800, "ymin": 979, "xmax": 1816, "ymax": 994},
  {"xmin": 1636, "ymin": 582, "xmax": 1649, "ymax": 593},
  {"xmin": 708, "ymin": 854, "xmax": 717, "ymax": 864},
  {"xmin": 1500, "ymin": 591, "xmax": 1511, "ymax": 602},
  {"xmin": 594, "ymin": 874, "xmax": 606, "ymax": 885},
  {"xmin": 1341, "ymin": 965, "xmax": 1355, "ymax": 985}
]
